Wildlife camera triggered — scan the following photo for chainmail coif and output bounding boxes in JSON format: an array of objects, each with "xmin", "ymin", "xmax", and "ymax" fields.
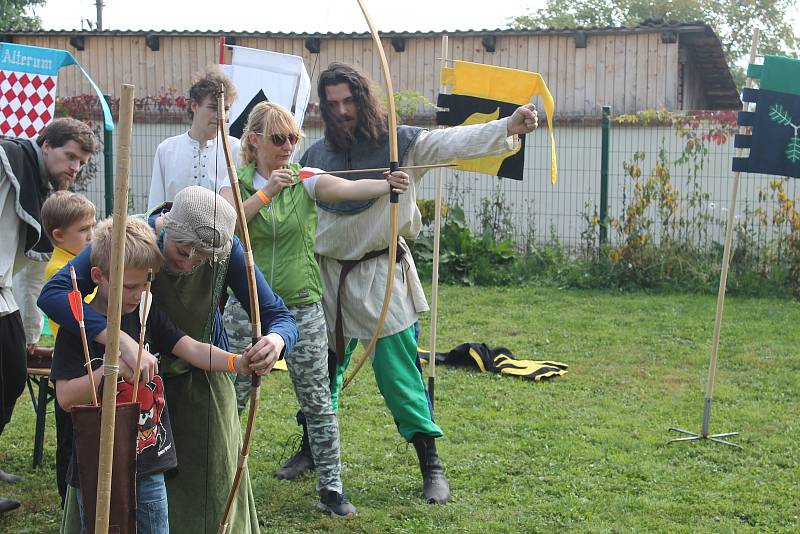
[{"xmin": 162, "ymin": 185, "xmax": 237, "ymax": 260}]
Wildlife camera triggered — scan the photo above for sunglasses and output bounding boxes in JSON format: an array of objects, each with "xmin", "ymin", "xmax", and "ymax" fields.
[{"xmin": 269, "ymin": 133, "xmax": 299, "ymax": 147}]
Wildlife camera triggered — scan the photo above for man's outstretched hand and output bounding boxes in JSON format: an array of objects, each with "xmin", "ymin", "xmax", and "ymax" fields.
[{"xmin": 507, "ymin": 103, "xmax": 539, "ymax": 135}]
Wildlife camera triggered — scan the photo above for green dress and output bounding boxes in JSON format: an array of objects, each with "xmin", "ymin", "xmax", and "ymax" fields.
[
  {"xmin": 61, "ymin": 238, "xmax": 259, "ymax": 534},
  {"xmin": 154, "ymin": 256, "xmax": 259, "ymax": 534}
]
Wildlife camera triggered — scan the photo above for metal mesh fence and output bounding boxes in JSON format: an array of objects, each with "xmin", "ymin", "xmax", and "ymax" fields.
[{"xmin": 68, "ymin": 109, "xmax": 797, "ymax": 262}]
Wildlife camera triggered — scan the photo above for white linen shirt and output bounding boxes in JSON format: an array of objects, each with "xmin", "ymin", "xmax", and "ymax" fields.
[
  {"xmin": 148, "ymin": 131, "xmax": 241, "ymax": 208},
  {"xmin": 316, "ymin": 118, "xmax": 519, "ymax": 341},
  {"xmin": 0, "ymin": 171, "xmax": 24, "ymax": 316}
]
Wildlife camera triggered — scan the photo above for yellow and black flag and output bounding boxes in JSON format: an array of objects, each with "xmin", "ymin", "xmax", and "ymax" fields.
[{"xmin": 437, "ymin": 60, "xmax": 557, "ymax": 184}]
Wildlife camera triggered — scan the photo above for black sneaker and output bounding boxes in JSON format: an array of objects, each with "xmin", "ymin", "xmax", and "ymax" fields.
[
  {"xmin": 275, "ymin": 447, "xmax": 315, "ymax": 480},
  {"xmin": 0, "ymin": 470, "xmax": 23, "ymax": 484},
  {"xmin": 317, "ymin": 489, "xmax": 356, "ymax": 518}
]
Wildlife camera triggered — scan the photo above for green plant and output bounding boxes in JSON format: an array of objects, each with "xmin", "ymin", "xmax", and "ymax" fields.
[
  {"xmin": 477, "ymin": 179, "xmax": 515, "ymax": 243},
  {"xmin": 381, "ymin": 90, "xmax": 435, "ymax": 122},
  {"xmin": 768, "ymin": 178, "xmax": 800, "ymax": 298},
  {"xmin": 414, "ymin": 206, "xmax": 517, "ymax": 285},
  {"xmin": 416, "ymin": 198, "xmax": 446, "ymax": 227}
]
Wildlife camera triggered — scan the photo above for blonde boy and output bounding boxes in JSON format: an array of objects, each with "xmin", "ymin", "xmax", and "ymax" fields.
[
  {"xmin": 50, "ymin": 217, "xmax": 267, "ymax": 534},
  {"xmin": 41, "ymin": 190, "xmax": 97, "ymax": 336},
  {"xmin": 39, "ymin": 190, "xmax": 97, "ymax": 506}
]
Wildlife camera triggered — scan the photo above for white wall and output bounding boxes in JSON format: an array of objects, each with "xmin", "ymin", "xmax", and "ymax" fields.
[{"xmin": 83, "ymin": 121, "xmax": 797, "ymax": 252}]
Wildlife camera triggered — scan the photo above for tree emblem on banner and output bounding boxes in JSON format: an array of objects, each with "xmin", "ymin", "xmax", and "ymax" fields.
[{"xmin": 767, "ymin": 104, "xmax": 800, "ymax": 163}]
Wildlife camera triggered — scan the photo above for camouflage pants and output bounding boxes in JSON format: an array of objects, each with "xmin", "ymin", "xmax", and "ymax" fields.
[
  {"xmin": 224, "ymin": 297, "xmax": 343, "ymax": 493},
  {"xmin": 222, "ymin": 296, "xmax": 255, "ymax": 413}
]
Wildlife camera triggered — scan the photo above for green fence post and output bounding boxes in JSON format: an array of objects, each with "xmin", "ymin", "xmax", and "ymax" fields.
[
  {"xmin": 103, "ymin": 94, "xmax": 114, "ymax": 218},
  {"xmin": 600, "ymin": 106, "xmax": 610, "ymax": 246}
]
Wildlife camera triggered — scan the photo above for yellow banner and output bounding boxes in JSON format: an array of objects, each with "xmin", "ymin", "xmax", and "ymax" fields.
[{"xmin": 441, "ymin": 60, "xmax": 557, "ymax": 184}]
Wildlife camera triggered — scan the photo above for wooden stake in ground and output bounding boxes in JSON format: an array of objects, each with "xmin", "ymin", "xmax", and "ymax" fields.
[
  {"xmin": 94, "ymin": 83, "xmax": 135, "ymax": 533},
  {"xmin": 668, "ymin": 31, "xmax": 761, "ymax": 448},
  {"xmin": 427, "ymin": 33, "xmax": 450, "ymax": 408}
]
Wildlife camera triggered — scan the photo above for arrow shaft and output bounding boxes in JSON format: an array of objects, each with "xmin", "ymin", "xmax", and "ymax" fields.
[
  {"xmin": 70, "ymin": 265, "xmax": 97, "ymax": 406},
  {"xmin": 326, "ymin": 163, "xmax": 455, "ymax": 175}
]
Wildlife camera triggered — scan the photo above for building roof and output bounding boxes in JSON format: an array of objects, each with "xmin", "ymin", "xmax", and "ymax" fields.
[
  {"xmin": 1, "ymin": 20, "xmax": 739, "ymax": 110},
  {"xmin": 1, "ymin": 19, "xmax": 719, "ymax": 39}
]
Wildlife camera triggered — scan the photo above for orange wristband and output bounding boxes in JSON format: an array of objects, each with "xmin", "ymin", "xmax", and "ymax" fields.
[
  {"xmin": 256, "ymin": 190, "xmax": 270, "ymax": 205},
  {"xmin": 228, "ymin": 353, "xmax": 238, "ymax": 372}
]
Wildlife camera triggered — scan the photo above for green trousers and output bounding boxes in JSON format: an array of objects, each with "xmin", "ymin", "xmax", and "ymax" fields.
[{"xmin": 331, "ymin": 325, "xmax": 443, "ymax": 441}]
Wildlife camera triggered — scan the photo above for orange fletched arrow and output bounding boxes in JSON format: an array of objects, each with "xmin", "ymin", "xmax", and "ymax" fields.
[
  {"xmin": 69, "ymin": 265, "xmax": 97, "ymax": 406},
  {"xmin": 68, "ymin": 271, "xmax": 84, "ymax": 323}
]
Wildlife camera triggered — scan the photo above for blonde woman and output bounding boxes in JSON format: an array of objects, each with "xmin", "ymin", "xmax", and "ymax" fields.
[{"xmin": 228, "ymin": 101, "xmax": 408, "ymax": 517}]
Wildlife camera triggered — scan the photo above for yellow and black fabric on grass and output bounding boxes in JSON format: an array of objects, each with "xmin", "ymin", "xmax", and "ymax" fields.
[
  {"xmin": 418, "ymin": 343, "xmax": 568, "ymax": 382},
  {"xmin": 436, "ymin": 60, "xmax": 557, "ymax": 184}
]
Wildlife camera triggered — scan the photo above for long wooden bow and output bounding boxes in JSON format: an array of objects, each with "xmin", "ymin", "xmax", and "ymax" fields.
[
  {"xmin": 217, "ymin": 85, "xmax": 262, "ymax": 534},
  {"xmin": 342, "ymin": 0, "xmax": 401, "ymax": 389}
]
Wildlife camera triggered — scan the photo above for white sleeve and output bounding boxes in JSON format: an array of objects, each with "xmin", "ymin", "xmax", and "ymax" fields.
[
  {"xmin": 13, "ymin": 258, "xmax": 46, "ymax": 344},
  {"xmin": 297, "ymin": 167, "xmax": 324, "ymax": 200},
  {"xmin": 301, "ymin": 174, "xmax": 321, "ymax": 200},
  {"xmin": 148, "ymin": 143, "xmax": 166, "ymax": 209},
  {"xmin": 406, "ymin": 119, "xmax": 518, "ymax": 175},
  {"xmin": 230, "ymin": 136, "xmax": 241, "ymax": 166},
  {"xmin": 215, "ymin": 136, "xmax": 239, "ymax": 193}
]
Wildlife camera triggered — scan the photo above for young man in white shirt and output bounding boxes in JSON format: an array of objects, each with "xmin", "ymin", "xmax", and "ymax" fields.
[{"xmin": 147, "ymin": 65, "xmax": 240, "ymax": 209}]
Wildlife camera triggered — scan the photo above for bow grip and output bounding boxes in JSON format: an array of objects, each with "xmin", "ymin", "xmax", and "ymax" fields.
[{"xmin": 389, "ymin": 161, "xmax": 400, "ymax": 203}]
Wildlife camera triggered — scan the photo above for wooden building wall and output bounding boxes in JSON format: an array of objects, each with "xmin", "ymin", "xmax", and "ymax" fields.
[
  {"xmin": 680, "ymin": 48, "xmax": 709, "ymax": 110},
  {"xmin": 11, "ymin": 31, "xmax": 709, "ymax": 116}
]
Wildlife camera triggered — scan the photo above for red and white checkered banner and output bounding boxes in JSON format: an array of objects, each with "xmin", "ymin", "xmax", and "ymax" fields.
[
  {"xmin": 0, "ymin": 42, "xmax": 114, "ymax": 138},
  {"xmin": 0, "ymin": 69, "xmax": 57, "ymax": 139}
]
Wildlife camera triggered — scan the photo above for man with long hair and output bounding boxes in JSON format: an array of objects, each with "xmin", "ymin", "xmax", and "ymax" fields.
[{"xmin": 280, "ymin": 62, "xmax": 538, "ymax": 504}]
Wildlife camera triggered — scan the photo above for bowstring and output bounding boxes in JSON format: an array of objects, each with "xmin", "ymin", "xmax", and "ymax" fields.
[{"xmin": 203, "ymin": 83, "xmax": 222, "ymax": 534}]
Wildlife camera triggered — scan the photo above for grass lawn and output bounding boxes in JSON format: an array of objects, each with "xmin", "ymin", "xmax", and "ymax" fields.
[{"xmin": 1, "ymin": 286, "xmax": 798, "ymax": 533}]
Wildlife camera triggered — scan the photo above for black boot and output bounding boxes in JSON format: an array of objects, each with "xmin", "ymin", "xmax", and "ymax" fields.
[
  {"xmin": 0, "ymin": 497, "xmax": 20, "ymax": 515},
  {"xmin": 275, "ymin": 417, "xmax": 315, "ymax": 480},
  {"xmin": 411, "ymin": 434, "xmax": 451, "ymax": 504},
  {"xmin": 317, "ymin": 489, "xmax": 357, "ymax": 518}
]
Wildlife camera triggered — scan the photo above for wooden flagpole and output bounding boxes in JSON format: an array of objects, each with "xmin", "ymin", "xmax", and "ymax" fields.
[
  {"xmin": 94, "ymin": 83, "xmax": 134, "ymax": 533},
  {"xmin": 668, "ymin": 30, "xmax": 760, "ymax": 448},
  {"xmin": 428, "ymin": 34, "xmax": 449, "ymax": 408}
]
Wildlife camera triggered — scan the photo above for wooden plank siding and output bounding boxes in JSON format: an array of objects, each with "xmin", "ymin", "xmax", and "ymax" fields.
[
  {"xmin": 682, "ymin": 50, "xmax": 708, "ymax": 110},
  {"xmin": 9, "ymin": 31, "xmax": 691, "ymax": 117},
  {"xmin": 634, "ymin": 33, "xmax": 648, "ymax": 111}
]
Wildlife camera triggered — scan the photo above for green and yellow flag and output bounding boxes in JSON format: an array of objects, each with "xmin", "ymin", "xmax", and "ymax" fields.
[{"xmin": 437, "ymin": 60, "xmax": 557, "ymax": 184}]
